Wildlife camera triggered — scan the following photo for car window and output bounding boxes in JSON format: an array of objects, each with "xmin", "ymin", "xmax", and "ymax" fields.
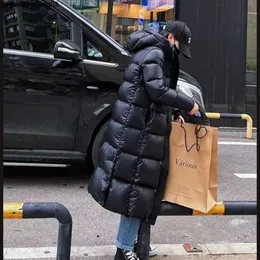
[
  {"xmin": 3, "ymin": 0, "xmax": 71, "ymax": 54},
  {"xmin": 82, "ymin": 33, "xmax": 113, "ymax": 62}
]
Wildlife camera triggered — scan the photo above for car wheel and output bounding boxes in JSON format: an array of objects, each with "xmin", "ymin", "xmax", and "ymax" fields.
[{"xmin": 91, "ymin": 121, "xmax": 109, "ymax": 168}]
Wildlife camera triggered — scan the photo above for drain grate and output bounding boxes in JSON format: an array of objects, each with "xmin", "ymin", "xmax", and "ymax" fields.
[{"xmin": 183, "ymin": 243, "xmax": 204, "ymax": 253}]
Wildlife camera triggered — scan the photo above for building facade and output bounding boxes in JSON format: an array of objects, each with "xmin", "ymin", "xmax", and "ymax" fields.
[
  {"xmin": 247, "ymin": 0, "xmax": 257, "ymax": 71},
  {"xmin": 64, "ymin": 0, "xmax": 176, "ymax": 46}
]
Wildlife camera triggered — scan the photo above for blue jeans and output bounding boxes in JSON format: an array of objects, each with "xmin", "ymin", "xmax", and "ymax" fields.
[{"xmin": 116, "ymin": 215, "xmax": 141, "ymax": 251}]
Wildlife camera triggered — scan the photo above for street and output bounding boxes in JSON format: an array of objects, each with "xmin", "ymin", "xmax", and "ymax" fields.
[{"xmin": 3, "ymin": 131, "xmax": 257, "ymax": 259}]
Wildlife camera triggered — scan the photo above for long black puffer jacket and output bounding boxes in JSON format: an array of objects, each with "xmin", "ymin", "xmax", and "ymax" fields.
[{"xmin": 88, "ymin": 29, "xmax": 195, "ymax": 225}]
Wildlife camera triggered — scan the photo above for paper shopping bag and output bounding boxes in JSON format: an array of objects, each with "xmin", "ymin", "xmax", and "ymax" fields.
[
  {"xmin": 208, "ymin": 126, "xmax": 218, "ymax": 202},
  {"xmin": 163, "ymin": 122, "xmax": 218, "ymax": 213}
]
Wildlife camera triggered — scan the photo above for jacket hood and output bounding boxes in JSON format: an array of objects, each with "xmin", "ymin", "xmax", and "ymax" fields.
[{"xmin": 126, "ymin": 29, "xmax": 171, "ymax": 54}]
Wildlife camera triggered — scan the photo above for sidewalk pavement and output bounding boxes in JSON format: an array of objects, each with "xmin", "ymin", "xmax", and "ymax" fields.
[
  {"xmin": 75, "ymin": 255, "xmax": 257, "ymax": 260},
  {"xmin": 4, "ymin": 255, "xmax": 256, "ymax": 260},
  {"xmin": 145, "ymin": 255, "xmax": 257, "ymax": 260},
  {"xmin": 4, "ymin": 243, "xmax": 257, "ymax": 260}
]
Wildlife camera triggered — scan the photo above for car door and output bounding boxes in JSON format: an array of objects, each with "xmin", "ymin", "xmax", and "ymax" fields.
[
  {"xmin": 71, "ymin": 24, "xmax": 128, "ymax": 152},
  {"xmin": 3, "ymin": 0, "xmax": 84, "ymax": 151}
]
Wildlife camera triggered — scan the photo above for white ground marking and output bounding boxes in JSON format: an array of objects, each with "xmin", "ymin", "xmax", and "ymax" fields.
[
  {"xmin": 218, "ymin": 142, "xmax": 256, "ymax": 146},
  {"xmin": 3, "ymin": 243, "xmax": 256, "ymax": 259},
  {"xmin": 234, "ymin": 174, "xmax": 257, "ymax": 179},
  {"xmin": 229, "ymin": 218, "xmax": 250, "ymax": 226}
]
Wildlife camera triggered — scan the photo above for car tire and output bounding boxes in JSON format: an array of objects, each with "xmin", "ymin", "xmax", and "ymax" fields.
[{"xmin": 91, "ymin": 121, "xmax": 109, "ymax": 169}]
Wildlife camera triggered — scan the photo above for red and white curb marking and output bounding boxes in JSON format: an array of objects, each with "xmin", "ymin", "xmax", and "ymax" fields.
[{"xmin": 3, "ymin": 243, "xmax": 256, "ymax": 259}]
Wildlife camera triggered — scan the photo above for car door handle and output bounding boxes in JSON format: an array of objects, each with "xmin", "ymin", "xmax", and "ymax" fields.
[
  {"xmin": 87, "ymin": 86, "xmax": 99, "ymax": 90},
  {"xmin": 25, "ymin": 88, "xmax": 51, "ymax": 95},
  {"xmin": 52, "ymin": 60, "xmax": 79, "ymax": 69}
]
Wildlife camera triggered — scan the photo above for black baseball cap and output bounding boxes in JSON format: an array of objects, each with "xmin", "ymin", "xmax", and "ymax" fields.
[{"xmin": 160, "ymin": 20, "xmax": 192, "ymax": 59}]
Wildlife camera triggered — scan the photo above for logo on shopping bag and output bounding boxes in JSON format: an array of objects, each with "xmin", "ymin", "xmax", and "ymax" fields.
[{"xmin": 176, "ymin": 159, "xmax": 196, "ymax": 169}]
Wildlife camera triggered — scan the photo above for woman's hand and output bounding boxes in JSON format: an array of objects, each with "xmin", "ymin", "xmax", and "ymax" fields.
[
  {"xmin": 174, "ymin": 115, "xmax": 185, "ymax": 124},
  {"xmin": 189, "ymin": 102, "xmax": 199, "ymax": 115}
]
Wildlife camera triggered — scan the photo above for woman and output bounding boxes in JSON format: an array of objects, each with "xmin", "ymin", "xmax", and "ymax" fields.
[{"xmin": 88, "ymin": 20, "xmax": 199, "ymax": 260}]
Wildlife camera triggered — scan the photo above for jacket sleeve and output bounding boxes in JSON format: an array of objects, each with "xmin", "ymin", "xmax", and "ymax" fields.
[{"xmin": 142, "ymin": 48, "xmax": 195, "ymax": 112}]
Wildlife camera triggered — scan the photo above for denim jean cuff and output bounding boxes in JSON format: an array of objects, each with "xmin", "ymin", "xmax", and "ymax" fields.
[{"xmin": 116, "ymin": 239, "xmax": 135, "ymax": 251}]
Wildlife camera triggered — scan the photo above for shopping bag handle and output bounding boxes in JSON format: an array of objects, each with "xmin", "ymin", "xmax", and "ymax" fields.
[
  {"xmin": 181, "ymin": 104, "xmax": 209, "ymax": 152},
  {"xmin": 181, "ymin": 122, "xmax": 208, "ymax": 152}
]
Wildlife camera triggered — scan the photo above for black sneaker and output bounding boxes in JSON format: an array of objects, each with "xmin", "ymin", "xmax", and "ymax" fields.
[
  {"xmin": 114, "ymin": 248, "xmax": 140, "ymax": 260},
  {"xmin": 133, "ymin": 240, "xmax": 158, "ymax": 257}
]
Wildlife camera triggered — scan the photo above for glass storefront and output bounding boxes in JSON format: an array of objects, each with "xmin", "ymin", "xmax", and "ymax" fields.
[{"xmin": 66, "ymin": 0, "xmax": 175, "ymax": 46}]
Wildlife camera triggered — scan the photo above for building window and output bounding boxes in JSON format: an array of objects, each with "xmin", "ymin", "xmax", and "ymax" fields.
[{"xmin": 3, "ymin": 1, "xmax": 71, "ymax": 53}]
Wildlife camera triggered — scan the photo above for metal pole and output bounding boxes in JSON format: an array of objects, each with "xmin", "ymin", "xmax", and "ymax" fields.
[
  {"xmin": 106, "ymin": 0, "xmax": 114, "ymax": 36},
  {"xmin": 242, "ymin": 114, "xmax": 253, "ymax": 139},
  {"xmin": 4, "ymin": 202, "xmax": 73, "ymax": 260},
  {"xmin": 135, "ymin": 201, "xmax": 256, "ymax": 259},
  {"xmin": 224, "ymin": 201, "xmax": 256, "ymax": 215},
  {"xmin": 136, "ymin": 221, "xmax": 151, "ymax": 260},
  {"xmin": 55, "ymin": 203, "xmax": 73, "ymax": 260},
  {"xmin": 174, "ymin": 0, "xmax": 180, "ymax": 20},
  {"xmin": 205, "ymin": 113, "xmax": 253, "ymax": 139},
  {"xmin": 57, "ymin": 222, "xmax": 72, "ymax": 260},
  {"xmin": 160, "ymin": 201, "xmax": 257, "ymax": 216}
]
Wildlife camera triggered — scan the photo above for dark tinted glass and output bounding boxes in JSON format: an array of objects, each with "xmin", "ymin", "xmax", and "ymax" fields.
[
  {"xmin": 82, "ymin": 33, "xmax": 114, "ymax": 62},
  {"xmin": 3, "ymin": 0, "xmax": 71, "ymax": 53}
]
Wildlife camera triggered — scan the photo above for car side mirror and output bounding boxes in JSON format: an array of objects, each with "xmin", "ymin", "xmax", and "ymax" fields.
[{"xmin": 53, "ymin": 39, "xmax": 82, "ymax": 61}]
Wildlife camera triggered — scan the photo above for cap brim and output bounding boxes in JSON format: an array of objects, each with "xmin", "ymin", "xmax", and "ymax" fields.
[
  {"xmin": 159, "ymin": 29, "xmax": 170, "ymax": 37},
  {"xmin": 179, "ymin": 42, "xmax": 191, "ymax": 59}
]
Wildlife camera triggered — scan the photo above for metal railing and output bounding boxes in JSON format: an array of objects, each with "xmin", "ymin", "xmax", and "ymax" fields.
[
  {"xmin": 4, "ymin": 202, "xmax": 72, "ymax": 260},
  {"xmin": 4, "ymin": 200, "xmax": 256, "ymax": 260},
  {"xmin": 206, "ymin": 113, "xmax": 253, "ymax": 139},
  {"xmin": 136, "ymin": 200, "xmax": 257, "ymax": 259}
]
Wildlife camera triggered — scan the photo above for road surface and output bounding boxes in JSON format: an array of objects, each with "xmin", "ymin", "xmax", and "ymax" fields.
[{"xmin": 3, "ymin": 131, "xmax": 257, "ymax": 259}]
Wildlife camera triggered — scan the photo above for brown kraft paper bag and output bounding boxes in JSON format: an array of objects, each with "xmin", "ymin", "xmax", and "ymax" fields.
[{"xmin": 163, "ymin": 122, "xmax": 218, "ymax": 213}]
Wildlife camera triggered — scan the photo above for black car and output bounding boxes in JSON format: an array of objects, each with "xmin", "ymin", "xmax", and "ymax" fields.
[{"xmin": 3, "ymin": 0, "xmax": 205, "ymax": 169}]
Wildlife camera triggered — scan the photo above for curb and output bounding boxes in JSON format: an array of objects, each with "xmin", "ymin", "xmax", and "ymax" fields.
[
  {"xmin": 3, "ymin": 243, "xmax": 257, "ymax": 259},
  {"xmin": 218, "ymin": 127, "xmax": 257, "ymax": 133}
]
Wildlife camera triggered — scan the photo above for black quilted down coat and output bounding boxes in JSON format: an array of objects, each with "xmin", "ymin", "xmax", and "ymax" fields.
[{"xmin": 88, "ymin": 29, "xmax": 195, "ymax": 225}]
